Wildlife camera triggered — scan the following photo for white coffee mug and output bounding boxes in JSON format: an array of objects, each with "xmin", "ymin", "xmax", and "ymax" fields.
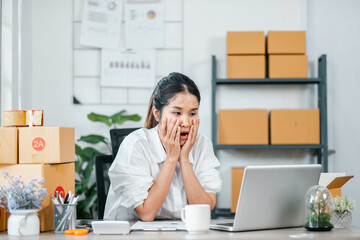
[{"xmin": 181, "ymin": 204, "xmax": 210, "ymax": 234}]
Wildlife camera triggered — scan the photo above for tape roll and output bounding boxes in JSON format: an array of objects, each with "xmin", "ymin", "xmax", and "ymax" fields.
[
  {"xmin": 2, "ymin": 111, "xmax": 27, "ymax": 127},
  {"xmin": 26, "ymin": 110, "xmax": 44, "ymax": 126}
]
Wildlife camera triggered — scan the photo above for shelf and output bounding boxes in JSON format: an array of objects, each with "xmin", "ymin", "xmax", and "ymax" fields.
[
  {"xmin": 216, "ymin": 78, "xmax": 322, "ymax": 84},
  {"xmin": 215, "ymin": 144, "xmax": 322, "ymax": 150}
]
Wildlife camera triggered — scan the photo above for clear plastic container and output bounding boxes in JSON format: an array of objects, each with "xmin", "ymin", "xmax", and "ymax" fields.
[
  {"xmin": 304, "ymin": 185, "xmax": 333, "ymax": 231},
  {"xmin": 54, "ymin": 204, "xmax": 77, "ymax": 233}
]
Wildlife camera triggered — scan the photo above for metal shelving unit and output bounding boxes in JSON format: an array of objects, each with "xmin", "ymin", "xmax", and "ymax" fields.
[{"xmin": 211, "ymin": 54, "xmax": 328, "ymax": 172}]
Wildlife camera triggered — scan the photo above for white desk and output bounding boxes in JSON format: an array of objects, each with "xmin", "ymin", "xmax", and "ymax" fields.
[{"xmin": 1, "ymin": 227, "xmax": 360, "ymax": 239}]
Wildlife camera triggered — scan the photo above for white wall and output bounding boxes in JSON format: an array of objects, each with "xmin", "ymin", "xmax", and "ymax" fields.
[
  {"xmin": 11, "ymin": 0, "xmax": 360, "ymax": 226},
  {"xmin": 183, "ymin": 0, "xmax": 319, "ymax": 210},
  {"xmin": 308, "ymin": 0, "xmax": 360, "ymax": 226}
]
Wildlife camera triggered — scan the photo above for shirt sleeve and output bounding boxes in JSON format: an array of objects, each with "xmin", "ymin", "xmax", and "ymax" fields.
[
  {"xmin": 108, "ymin": 135, "xmax": 154, "ymax": 209},
  {"xmin": 192, "ymin": 136, "xmax": 222, "ymax": 193}
]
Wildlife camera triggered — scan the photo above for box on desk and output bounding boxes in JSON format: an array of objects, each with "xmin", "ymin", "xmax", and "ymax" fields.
[
  {"xmin": 0, "ymin": 163, "xmax": 75, "ymax": 232},
  {"xmin": 227, "ymin": 31, "xmax": 265, "ymax": 55},
  {"xmin": 227, "ymin": 55, "xmax": 265, "ymax": 79},
  {"xmin": 267, "ymin": 31, "xmax": 306, "ymax": 54},
  {"xmin": 19, "ymin": 127, "xmax": 75, "ymax": 164},
  {"xmin": 231, "ymin": 168, "xmax": 245, "ymax": 213},
  {"xmin": 270, "ymin": 109, "xmax": 319, "ymax": 145},
  {"xmin": 0, "ymin": 207, "xmax": 6, "ymax": 232},
  {"xmin": 219, "ymin": 110, "xmax": 269, "ymax": 145},
  {"xmin": 269, "ymin": 55, "xmax": 308, "ymax": 78},
  {"xmin": 0, "ymin": 127, "xmax": 18, "ymax": 164},
  {"xmin": 319, "ymin": 173, "xmax": 354, "ymax": 198}
]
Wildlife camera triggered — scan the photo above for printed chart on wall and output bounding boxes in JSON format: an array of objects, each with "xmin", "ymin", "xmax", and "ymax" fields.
[
  {"xmin": 101, "ymin": 49, "xmax": 156, "ymax": 88},
  {"xmin": 80, "ymin": 0, "xmax": 123, "ymax": 49},
  {"xmin": 125, "ymin": 0, "xmax": 164, "ymax": 49}
]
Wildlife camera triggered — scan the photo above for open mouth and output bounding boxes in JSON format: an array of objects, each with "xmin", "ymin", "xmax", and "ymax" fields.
[{"xmin": 180, "ymin": 132, "xmax": 189, "ymax": 140}]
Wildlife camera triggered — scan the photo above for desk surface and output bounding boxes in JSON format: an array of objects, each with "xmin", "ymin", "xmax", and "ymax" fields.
[{"xmin": 1, "ymin": 227, "xmax": 360, "ymax": 239}]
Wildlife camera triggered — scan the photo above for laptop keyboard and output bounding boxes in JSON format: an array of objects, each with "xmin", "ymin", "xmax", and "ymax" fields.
[{"xmin": 217, "ymin": 222, "xmax": 233, "ymax": 226}]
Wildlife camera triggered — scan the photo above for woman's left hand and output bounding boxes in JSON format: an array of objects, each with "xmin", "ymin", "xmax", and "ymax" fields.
[{"xmin": 180, "ymin": 118, "xmax": 200, "ymax": 163}]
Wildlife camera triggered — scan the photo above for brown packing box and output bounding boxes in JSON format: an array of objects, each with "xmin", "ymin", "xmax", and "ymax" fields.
[
  {"xmin": 227, "ymin": 55, "xmax": 265, "ymax": 79},
  {"xmin": 0, "ymin": 163, "xmax": 75, "ymax": 232},
  {"xmin": 0, "ymin": 127, "xmax": 18, "ymax": 164},
  {"xmin": 0, "ymin": 207, "xmax": 6, "ymax": 231},
  {"xmin": 267, "ymin": 31, "xmax": 306, "ymax": 54},
  {"xmin": 227, "ymin": 31, "xmax": 265, "ymax": 55},
  {"xmin": 19, "ymin": 127, "xmax": 75, "ymax": 164},
  {"xmin": 269, "ymin": 55, "xmax": 308, "ymax": 78},
  {"xmin": 319, "ymin": 173, "xmax": 354, "ymax": 198},
  {"xmin": 219, "ymin": 110, "xmax": 269, "ymax": 145},
  {"xmin": 270, "ymin": 109, "xmax": 320, "ymax": 145},
  {"xmin": 231, "ymin": 168, "xmax": 245, "ymax": 213}
]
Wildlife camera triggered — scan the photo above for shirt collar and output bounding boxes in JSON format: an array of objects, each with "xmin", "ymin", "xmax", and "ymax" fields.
[{"xmin": 149, "ymin": 125, "xmax": 194, "ymax": 164}]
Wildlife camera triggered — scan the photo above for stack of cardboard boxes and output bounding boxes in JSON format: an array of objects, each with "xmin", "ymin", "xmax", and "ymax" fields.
[
  {"xmin": 221, "ymin": 31, "xmax": 318, "ymax": 146},
  {"xmin": 227, "ymin": 31, "xmax": 266, "ymax": 78},
  {"xmin": 0, "ymin": 111, "xmax": 75, "ymax": 232},
  {"xmin": 267, "ymin": 31, "xmax": 307, "ymax": 78}
]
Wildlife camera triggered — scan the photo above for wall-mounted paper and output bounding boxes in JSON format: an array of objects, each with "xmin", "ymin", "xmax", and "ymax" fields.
[
  {"xmin": 101, "ymin": 49, "xmax": 156, "ymax": 88},
  {"xmin": 125, "ymin": 0, "xmax": 164, "ymax": 49},
  {"xmin": 80, "ymin": 0, "xmax": 123, "ymax": 49}
]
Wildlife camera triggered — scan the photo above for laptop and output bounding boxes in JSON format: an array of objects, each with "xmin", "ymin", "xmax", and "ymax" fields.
[{"xmin": 210, "ymin": 164, "xmax": 322, "ymax": 232}]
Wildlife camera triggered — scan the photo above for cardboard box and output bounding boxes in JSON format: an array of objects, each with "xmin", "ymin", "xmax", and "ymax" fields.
[
  {"xmin": 319, "ymin": 173, "xmax": 354, "ymax": 198},
  {"xmin": 0, "ymin": 127, "xmax": 18, "ymax": 164},
  {"xmin": 269, "ymin": 55, "xmax": 308, "ymax": 78},
  {"xmin": 19, "ymin": 127, "xmax": 75, "ymax": 164},
  {"xmin": 219, "ymin": 110, "xmax": 269, "ymax": 145},
  {"xmin": 227, "ymin": 55, "xmax": 265, "ymax": 78},
  {"xmin": 231, "ymin": 168, "xmax": 245, "ymax": 213},
  {"xmin": 270, "ymin": 109, "xmax": 320, "ymax": 145},
  {"xmin": 0, "ymin": 207, "xmax": 6, "ymax": 231},
  {"xmin": 227, "ymin": 31, "xmax": 265, "ymax": 55},
  {"xmin": 0, "ymin": 163, "xmax": 75, "ymax": 231},
  {"xmin": 267, "ymin": 31, "xmax": 306, "ymax": 54}
]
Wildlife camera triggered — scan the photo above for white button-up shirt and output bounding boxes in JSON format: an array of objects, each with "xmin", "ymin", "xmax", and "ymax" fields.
[{"xmin": 104, "ymin": 126, "xmax": 222, "ymax": 220}]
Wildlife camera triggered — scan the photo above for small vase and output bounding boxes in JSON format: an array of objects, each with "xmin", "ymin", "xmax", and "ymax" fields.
[
  {"xmin": 331, "ymin": 211, "xmax": 352, "ymax": 228},
  {"xmin": 7, "ymin": 209, "xmax": 40, "ymax": 236}
]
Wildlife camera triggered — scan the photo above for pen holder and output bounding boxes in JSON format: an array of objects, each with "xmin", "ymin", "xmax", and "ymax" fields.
[{"xmin": 54, "ymin": 204, "xmax": 77, "ymax": 233}]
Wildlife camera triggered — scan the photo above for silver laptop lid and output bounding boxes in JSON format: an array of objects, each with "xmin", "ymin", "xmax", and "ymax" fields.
[{"xmin": 232, "ymin": 164, "xmax": 322, "ymax": 231}]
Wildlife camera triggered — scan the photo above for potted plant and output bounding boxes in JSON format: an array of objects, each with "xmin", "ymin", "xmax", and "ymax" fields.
[
  {"xmin": 75, "ymin": 110, "xmax": 141, "ymax": 219},
  {"xmin": 304, "ymin": 185, "xmax": 333, "ymax": 231},
  {"xmin": 331, "ymin": 196, "xmax": 356, "ymax": 228},
  {"xmin": 0, "ymin": 171, "xmax": 48, "ymax": 236}
]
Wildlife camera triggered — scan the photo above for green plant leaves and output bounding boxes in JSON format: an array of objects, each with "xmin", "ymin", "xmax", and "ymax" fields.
[
  {"xmin": 115, "ymin": 114, "xmax": 141, "ymax": 125},
  {"xmin": 88, "ymin": 112, "xmax": 112, "ymax": 126},
  {"xmin": 78, "ymin": 134, "xmax": 108, "ymax": 145}
]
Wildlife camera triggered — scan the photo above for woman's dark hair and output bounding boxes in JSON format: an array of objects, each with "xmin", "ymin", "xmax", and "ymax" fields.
[{"xmin": 144, "ymin": 72, "xmax": 201, "ymax": 129}]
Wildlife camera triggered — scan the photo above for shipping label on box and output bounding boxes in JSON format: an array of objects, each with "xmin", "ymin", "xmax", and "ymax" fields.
[
  {"xmin": 270, "ymin": 109, "xmax": 319, "ymax": 145},
  {"xmin": 227, "ymin": 55, "xmax": 265, "ymax": 79},
  {"xmin": 319, "ymin": 173, "xmax": 354, "ymax": 198},
  {"xmin": 0, "ymin": 163, "xmax": 75, "ymax": 232},
  {"xmin": 0, "ymin": 127, "xmax": 18, "ymax": 164},
  {"xmin": 269, "ymin": 55, "xmax": 308, "ymax": 78},
  {"xmin": 219, "ymin": 110, "xmax": 269, "ymax": 145},
  {"xmin": 19, "ymin": 127, "xmax": 75, "ymax": 164},
  {"xmin": 227, "ymin": 31, "xmax": 265, "ymax": 55},
  {"xmin": 267, "ymin": 31, "xmax": 306, "ymax": 54}
]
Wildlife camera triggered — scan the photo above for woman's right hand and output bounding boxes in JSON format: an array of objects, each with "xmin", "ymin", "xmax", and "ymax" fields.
[{"xmin": 158, "ymin": 117, "xmax": 181, "ymax": 163}]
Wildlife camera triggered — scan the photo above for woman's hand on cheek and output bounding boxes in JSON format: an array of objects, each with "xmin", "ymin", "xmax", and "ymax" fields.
[
  {"xmin": 180, "ymin": 118, "xmax": 200, "ymax": 163},
  {"xmin": 158, "ymin": 117, "xmax": 181, "ymax": 163}
]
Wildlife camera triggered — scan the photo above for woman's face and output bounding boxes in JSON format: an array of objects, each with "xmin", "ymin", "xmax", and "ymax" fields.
[{"xmin": 156, "ymin": 92, "xmax": 199, "ymax": 146}]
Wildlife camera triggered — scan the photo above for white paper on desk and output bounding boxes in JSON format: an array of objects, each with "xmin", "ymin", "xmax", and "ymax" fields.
[
  {"xmin": 318, "ymin": 172, "xmax": 346, "ymax": 187},
  {"xmin": 80, "ymin": 0, "xmax": 123, "ymax": 49},
  {"xmin": 131, "ymin": 221, "xmax": 186, "ymax": 231},
  {"xmin": 125, "ymin": 0, "xmax": 164, "ymax": 49},
  {"xmin": 101, "ymin": 48, "xmax": 156, "ymax": 87}
]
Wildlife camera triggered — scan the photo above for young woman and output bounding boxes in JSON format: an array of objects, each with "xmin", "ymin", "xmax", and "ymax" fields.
[{"xmin": 104, "ymin": 72, "xmax": 222, "ymax": 221}]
